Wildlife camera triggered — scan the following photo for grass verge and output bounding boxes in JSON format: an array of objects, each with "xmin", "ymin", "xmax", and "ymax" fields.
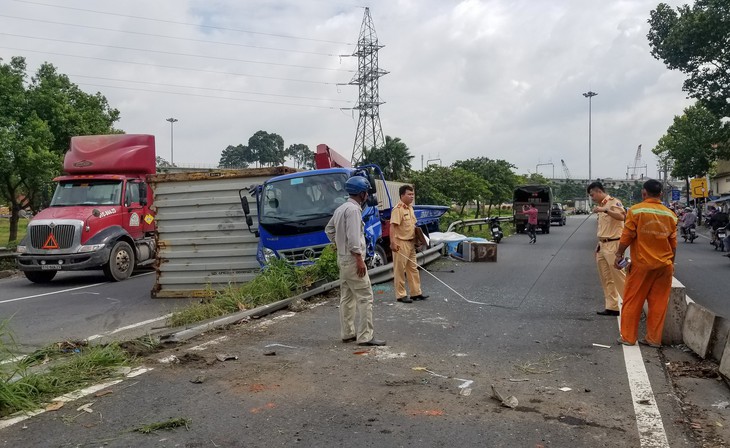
[
  {"xmin": 168, "ymin": 245, "xmax": 340, "ymax": 327},
  {"xmin": 0, "ymin": 322, "xmax": 140, "ymax": 418}
]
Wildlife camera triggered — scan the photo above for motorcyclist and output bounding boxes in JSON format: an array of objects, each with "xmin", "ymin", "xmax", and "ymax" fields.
[
  {"xmin": 678, "ymin": 207, "xmax": 697, "ymax": 239},
  {"xmin": 709, "ymin": 208, "xmax": 729, "ymax": 245}
]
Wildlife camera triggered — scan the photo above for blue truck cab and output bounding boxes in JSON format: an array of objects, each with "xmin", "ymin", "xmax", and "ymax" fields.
[{"xmin": 243, "ymin": 166, "xmax": 447, "ymax": 268}]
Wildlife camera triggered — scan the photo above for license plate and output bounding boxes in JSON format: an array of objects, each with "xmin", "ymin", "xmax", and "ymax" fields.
[
  {"xmin": 492, "ymin": 228, "xmax": 500, "ymax": 231},
  {"xmin": 41, "ymin": 265, "xmax": 62, "ymax": 270},
  {"xmin": 719, "ymin": 233, "xmax": 727, "ymax": 238}
]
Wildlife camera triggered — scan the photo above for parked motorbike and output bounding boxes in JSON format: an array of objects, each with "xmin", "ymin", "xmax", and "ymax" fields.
[
  {"xmin": 680, "ymin": 225, "xmax": 697, "ymax": 243},
  {"xmin": 489, "ymin": 217, "xmax": 504, "ymax": 243},
  {"xmin": 712, "ymin": 225, "xmax": 728, "ymax": 251}
]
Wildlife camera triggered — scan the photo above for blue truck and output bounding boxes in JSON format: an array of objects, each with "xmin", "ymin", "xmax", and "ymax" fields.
[{"xmin": 240, "ymin": 145, "xmax": 448, "ymax": 268}]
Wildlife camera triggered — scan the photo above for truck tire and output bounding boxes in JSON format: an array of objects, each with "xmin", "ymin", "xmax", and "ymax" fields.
[
  {"xmin": 368, "ymin": 244, "xmax": 388, "ymax": 269},
  {"xmin": 103, "ymin": 241, "xmax": 135, "ymax": 281},
  {"xmin": 24, "ymin": 271, "xmax": 57, "ymax": 283}
]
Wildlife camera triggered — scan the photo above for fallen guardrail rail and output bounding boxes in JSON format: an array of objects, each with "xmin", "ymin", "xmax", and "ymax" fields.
[
  {"xmin": 158, "ymin": 243, "xmax": 444, "ymax": 344},
  {"xmin": 446, "ymin": 217, "xmax": 511, "ymax": 233}
]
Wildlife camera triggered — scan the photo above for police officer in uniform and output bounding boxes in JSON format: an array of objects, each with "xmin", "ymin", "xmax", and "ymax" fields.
[
  {"xmin": 587, "ymin": 181, "xmax": 626, "ymax": 316},
  {"xmin": 390, "ymin": 185, "xmax": 429, "ymax": 303}
]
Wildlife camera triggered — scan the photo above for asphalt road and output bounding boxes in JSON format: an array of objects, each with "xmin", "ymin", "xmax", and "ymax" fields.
[
  {"xmin": 0, "ymin": 270, "xmax": 195, "ymax": 353},
  {"xmin": 4, "ymin": 215, "xmax": 726, "ymax": 447}
]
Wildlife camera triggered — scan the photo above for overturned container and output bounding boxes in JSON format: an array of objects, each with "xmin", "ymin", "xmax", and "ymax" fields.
[{"xmin": 149, "ymin": 167, "xmax": 297, "ymax": 298}]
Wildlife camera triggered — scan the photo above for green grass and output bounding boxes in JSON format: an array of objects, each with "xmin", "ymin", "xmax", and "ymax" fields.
[
  {"xmin": 0, "ymin": 320, "xmax": 136, "ymax": 418},
  {"xmin": 0, "ymin": 217, "xmax": 29, "ymax": 248},
  {"xmin": 168, "ymin": 246, "xmax": 340, "ymax": 327}
]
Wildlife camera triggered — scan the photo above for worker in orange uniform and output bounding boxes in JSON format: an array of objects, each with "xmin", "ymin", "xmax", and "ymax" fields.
[
  {"xmin": 390, "ymin": 185, "xmax": 428, "ymax": 303},
  {"xmin": 614, "ymin": 179, "xmax": 677, "ymax": 348}
]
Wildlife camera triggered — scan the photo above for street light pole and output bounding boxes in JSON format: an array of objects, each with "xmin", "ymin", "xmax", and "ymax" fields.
[
  {"xmin": 582, "ymin": 91, "xmax": 597, "ymax": 181},
  {"xmin": 166, "ymin": 117, "xmax": 178, "ymax": 165}
]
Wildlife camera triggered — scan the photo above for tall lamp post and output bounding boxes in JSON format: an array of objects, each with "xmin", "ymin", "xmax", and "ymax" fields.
[
  {"xmin": 582, "ymin": 91, "xmax": 597, "ymax": 181},
  {"xmin": 166, "ymin": 117, "xmax": 178, "ymax": 165}
]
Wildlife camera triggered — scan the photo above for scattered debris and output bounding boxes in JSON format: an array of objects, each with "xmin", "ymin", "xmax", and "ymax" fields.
[
  {"xmin": 94, "ymin": 390, "xmax": 113, "ymax": 398},
  {"xmin": 76, "ymin": 403, "xmax": 94, "ymax": 413},
  {"xmin": 113, "ymin": 366, "xmax": 132, "ymax": 376},
  {"xmin": 711, "ymin": 401, "xmax": 730, "ymax": 410},
  {"xmin": 353, "ymin": 350, "xmax": 370, "ymax": 355},
  {"xmin": 509, "ymin": 378, "xmax": 529, "ymax": 382},
  {"xmin": 190, "ymin": 376, "xmax": 205, "ymax": 384},
  {"xmin": 263, "ymin": 351, "xmax": 276, "ymax": 356},
  {"xmin": 215, "ymin": 353, "xmax": 238, "ymax": 362},
  {"xmin": 459, "ymin": 388, "xmax": 472, "ymax": 396},
  {"xmin": 491, "ymin": 384, "xmax": 518, "ymax": 408},
  {"xmin": 636, "ymin": 399, "xmax": 651, "ymax": 405},
  {"xmin": 410, "ymin": 409, "xmax": 444, "ymax": 416},
  {"xmin": 515, "ymin": 354, "xmax": 566, "ymax": 375},
  {"xmin": 264, "ymin": 343, "xmax": 296, "ymax": 349},
  {"xmin": 592, "ymin": 343, "xmax": 611, "ymax": 349},
  {"xmin": 559, "ymin": 387, "xmax": 572, "ymax": 392},
  {"xmin": 667, "ymin": 360, "xmax": 720, "ymax": 379},
  {"xmin": 158, "ymin": 355, "xmax": 179, "ymax": 364},
  {"xmin": 135, "ymin": 418, "xmax": 191, "ymax": 434},
  {"xmin": 46, "ymin": 401, "xmax": 65, "ymax": 411}
]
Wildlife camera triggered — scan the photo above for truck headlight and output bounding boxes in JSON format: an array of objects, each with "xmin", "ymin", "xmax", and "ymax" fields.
[
  {"xmin": 262, "ymin": 247, "xmax": 278, "ymax": 263},
  {"xmin": 16, "ymin": 245, "xmax": 26, "ymax": 254},
  {"xmin": 78, "ymin": 243, "xmax": 106, "ymax": 253}
]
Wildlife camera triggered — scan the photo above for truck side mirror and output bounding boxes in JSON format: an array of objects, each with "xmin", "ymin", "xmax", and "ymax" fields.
[
  {"xmin": 239, "ymin": 188, "xmax": 257, "ymax": 235},
  {"xmin": 240, "ymin": 196, "xmax": 250, "ymax": 214}
]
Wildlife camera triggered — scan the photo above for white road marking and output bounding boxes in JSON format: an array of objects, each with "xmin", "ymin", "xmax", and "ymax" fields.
[
  {"xmin": 86, "ymin": 314, "xmax": 173, "ymax": 342},
  {"xmin": 617, "ymin": 317, "xmax": 669, "ymax": 447},
  {"xmin": 0, "ymin": 283, "xmax": 106, "ymax": 304},
  {"xmin": 0, "ymin": 366, "xmax": 152, "ymax": 430},
  {"xmin": 188, "ymin": 335, "xmax": 229, "ymax": 351}
]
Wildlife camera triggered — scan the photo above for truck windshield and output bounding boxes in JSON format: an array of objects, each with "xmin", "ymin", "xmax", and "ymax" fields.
[
  {"xmin": 50, "ymin": 180, "xmax": 123, "ymax": 206},
  {"xmin": 260, "ymin": 173, "xmax": 349, "ymax": 231}
]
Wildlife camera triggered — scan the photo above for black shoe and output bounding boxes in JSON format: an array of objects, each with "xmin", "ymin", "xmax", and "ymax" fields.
[
  {"xmin": 597, "ymin": 309, "xmax": 620, "ymax": 316},
  {"xmin": 411, "ymin": 294, "xmax": 429, "ymax": 301},
  {"xmin": 358, "ymin": 338, "xmax": 386, "ymax": 346},
  {"xmin": 396, "ymin": 297, "xmax": 413, "ymax": 303},
  {"xmin": 341, "ymin": 336, "xmax": 357, "ymax": 343}
]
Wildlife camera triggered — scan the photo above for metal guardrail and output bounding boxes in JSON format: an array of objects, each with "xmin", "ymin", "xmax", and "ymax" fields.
[{"xmin": 446, "ymin": 217, "xmax": 511, "ymax": 233}]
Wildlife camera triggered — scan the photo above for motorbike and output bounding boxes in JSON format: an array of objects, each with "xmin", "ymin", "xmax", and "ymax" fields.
[
  {"xmin": 712, "ymin": 225, "xmax": 728, "ymax": 251},
  {"xmin": 680, "ymin": 224, "xmax": 697, "ymax": 243},
  {"xmin": 489, "ymin": 217, "xmax": 504, "ymax": 243}
]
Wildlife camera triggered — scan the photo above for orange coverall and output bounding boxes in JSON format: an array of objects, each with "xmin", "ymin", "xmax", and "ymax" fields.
[{"xmin": 618, "ymin": 198, "xmax": 677, "ymax": 345}]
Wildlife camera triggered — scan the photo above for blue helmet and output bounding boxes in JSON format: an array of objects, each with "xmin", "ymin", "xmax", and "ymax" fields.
[{"xmin": 345, "ymin": 176, "xmax": 370, "ymax": 194}]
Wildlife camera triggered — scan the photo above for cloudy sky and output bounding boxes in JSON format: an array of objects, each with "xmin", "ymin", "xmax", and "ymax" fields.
[{"xmin": 0, "ymin": 0, "xmax": 693, "ymax": 180}]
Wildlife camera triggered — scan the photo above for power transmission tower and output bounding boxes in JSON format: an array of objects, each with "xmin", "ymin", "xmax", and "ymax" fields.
[{"xmin": 348, "ymin": 7, "xmax": 388, "ymax": 165}]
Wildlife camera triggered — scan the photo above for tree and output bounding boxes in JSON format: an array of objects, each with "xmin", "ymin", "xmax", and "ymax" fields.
[
  {"xmin": 647, "ymin": 1, "xmax": 730, "ymax": 117},
  {"xmin": 248, "ymin": 131, "xmax": 285, "ymax": 167},
  {"xmin": 286, "ymin": 143, "xmax": 314, "ymax": 169},
  {"xmin": 408, "ymin": 166, "xmax": 452, "ymax": 206},
  {"xmin": 218, "ymin": 144, "xmax": 250, "ymax": 169},
  {"xmin": 1, "ymin": 57, "xmax": 119, "ymax": 243},
  {"xmin": 362, "ymin": 135, "xmax": 414, "ymax": 181},
  {"xmin": 156, "ymin": 156, "xmax": 174, "ymax": 168},
  {"xmin": 651, "ymin": 103, "xmax": 730, "ymax": 180},
  {"xmin": 452, "ymin": 157, "xmax": 516, "ymax": 217},
  {"xmin": 448, "ymin": 168, "xmax": 490, "ymax": 215}
]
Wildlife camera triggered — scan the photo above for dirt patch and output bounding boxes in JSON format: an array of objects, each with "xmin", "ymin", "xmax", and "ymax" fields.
[
  {"xmin": 667, "ymin": 359, "xmax": 721, "ymax": 379},
  {"xmin": 176, "ymin": 352, "xmax": 210, "ymax": 366}
]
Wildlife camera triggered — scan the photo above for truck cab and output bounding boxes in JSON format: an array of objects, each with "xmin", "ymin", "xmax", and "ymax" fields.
[
  {"xmin": 16, "ymin": 135, "xmax": 157, "ymax": 283},
  {"xmin": 513, "ymin": 184, "xmax": 553, "ymax": 234}
]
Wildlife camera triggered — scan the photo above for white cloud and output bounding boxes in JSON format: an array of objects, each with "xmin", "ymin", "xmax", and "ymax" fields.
[{"xmin": 0, "ymin": 0, "xmax": 693, "ymax": 178}]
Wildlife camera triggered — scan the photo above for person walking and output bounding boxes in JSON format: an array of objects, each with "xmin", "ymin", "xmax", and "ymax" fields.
[
  {"xmin": 614, "ymin": 179, "xmax": 677, "ymax": 348},
  {"xmin": 521, "ymin": 204, "xmax": 538, "ymax": 244},
  {"xmin": 390, "ymin": 185, "xmax": 428, "ymax": 303},
  {"xmin": 325, "ymin": 176, "xmax": 386, "ymax": 347},
  {"xmin": 587, "ymin": 181, "xmax": 626, "ymax": 317}
]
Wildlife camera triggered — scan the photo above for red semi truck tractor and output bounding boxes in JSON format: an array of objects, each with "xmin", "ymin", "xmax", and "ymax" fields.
[{"xmin": 16, "ymin": 134, "xmax": 157, "ymax": 283}]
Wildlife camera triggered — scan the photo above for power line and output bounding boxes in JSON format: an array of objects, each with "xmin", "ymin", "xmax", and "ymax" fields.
[
  {"xmin": 69, "ymin": 74, "xmax": 352, "ymax": 103},
  {"xmin": 0, "ymin": 33, "xmax": 355, "ymax": 73},
  {"xmin": 0, "ymin": 15, "xmax": 345, "ymax": 57},
  {"xmin": 0, "ymin": 47, "xmax": 343, "ymax": 85},
  {"xmin": 74, "ymin": 82, "xmax": 343, "ymax": 109},
  {"xmin": 10, "ymin": 0, "xmax": 354, "ymax": 46}
]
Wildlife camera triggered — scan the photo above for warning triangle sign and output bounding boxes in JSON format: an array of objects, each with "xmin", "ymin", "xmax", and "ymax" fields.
[{"xmin": 42, "ymin": 233, "xmax": 59, "ymax": 249}]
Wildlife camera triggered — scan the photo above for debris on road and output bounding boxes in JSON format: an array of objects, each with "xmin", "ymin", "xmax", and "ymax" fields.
[
  {"xmin": 491, "ymin": 384, "xmax": 518, "ymax": 409},
  {"xmin": 215, "ymin": 353, "xmax": 238, "ymax": 362},
  {"xmin": 135, "ymin": 417, "xmax": 191, "ymax": 434},
  {"xmin": 190, "ymin": 376, "xmax": 205, "ymax": 384},
  {"xmin": 592, "ymin": 343, "xmax": 611, "ymax": 349},
  {"xmin": 263, "ymin": 351, "xmax": 276, "ymax": 356},
  {"xmin": 45, "ymin": 402, "xmax": 64, "ymax": 411}
]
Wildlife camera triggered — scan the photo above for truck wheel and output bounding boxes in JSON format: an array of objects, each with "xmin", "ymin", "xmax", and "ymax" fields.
[
  {"xmin": 24, "ymin": 271, "xmax": 57, "ymax": 283},
  {"xmin": 103, "ymin": 241, "xmax": 135, "ymax": 281},
  {"xmin": 368, "ymin": 244, "xmax": 388, "ymax": 269}
]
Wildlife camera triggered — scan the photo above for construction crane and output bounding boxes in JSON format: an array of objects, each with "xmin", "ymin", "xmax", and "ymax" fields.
[
  {"xmin": 628, "ymin": 144, "xmax": 646, "ymax": 180},
  {"xmin": 561, "ymin": 159, "xmax": 572, "ymax": 180}
]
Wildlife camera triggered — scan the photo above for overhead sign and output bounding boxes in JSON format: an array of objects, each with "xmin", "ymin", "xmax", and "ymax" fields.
[
  {"xmin": 671, "ymin": 189, "xmax": 680, "ymax": 201},
  {"xmin": 690, "ymin": 178, "xmax": 708, "ymax": 199}
]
